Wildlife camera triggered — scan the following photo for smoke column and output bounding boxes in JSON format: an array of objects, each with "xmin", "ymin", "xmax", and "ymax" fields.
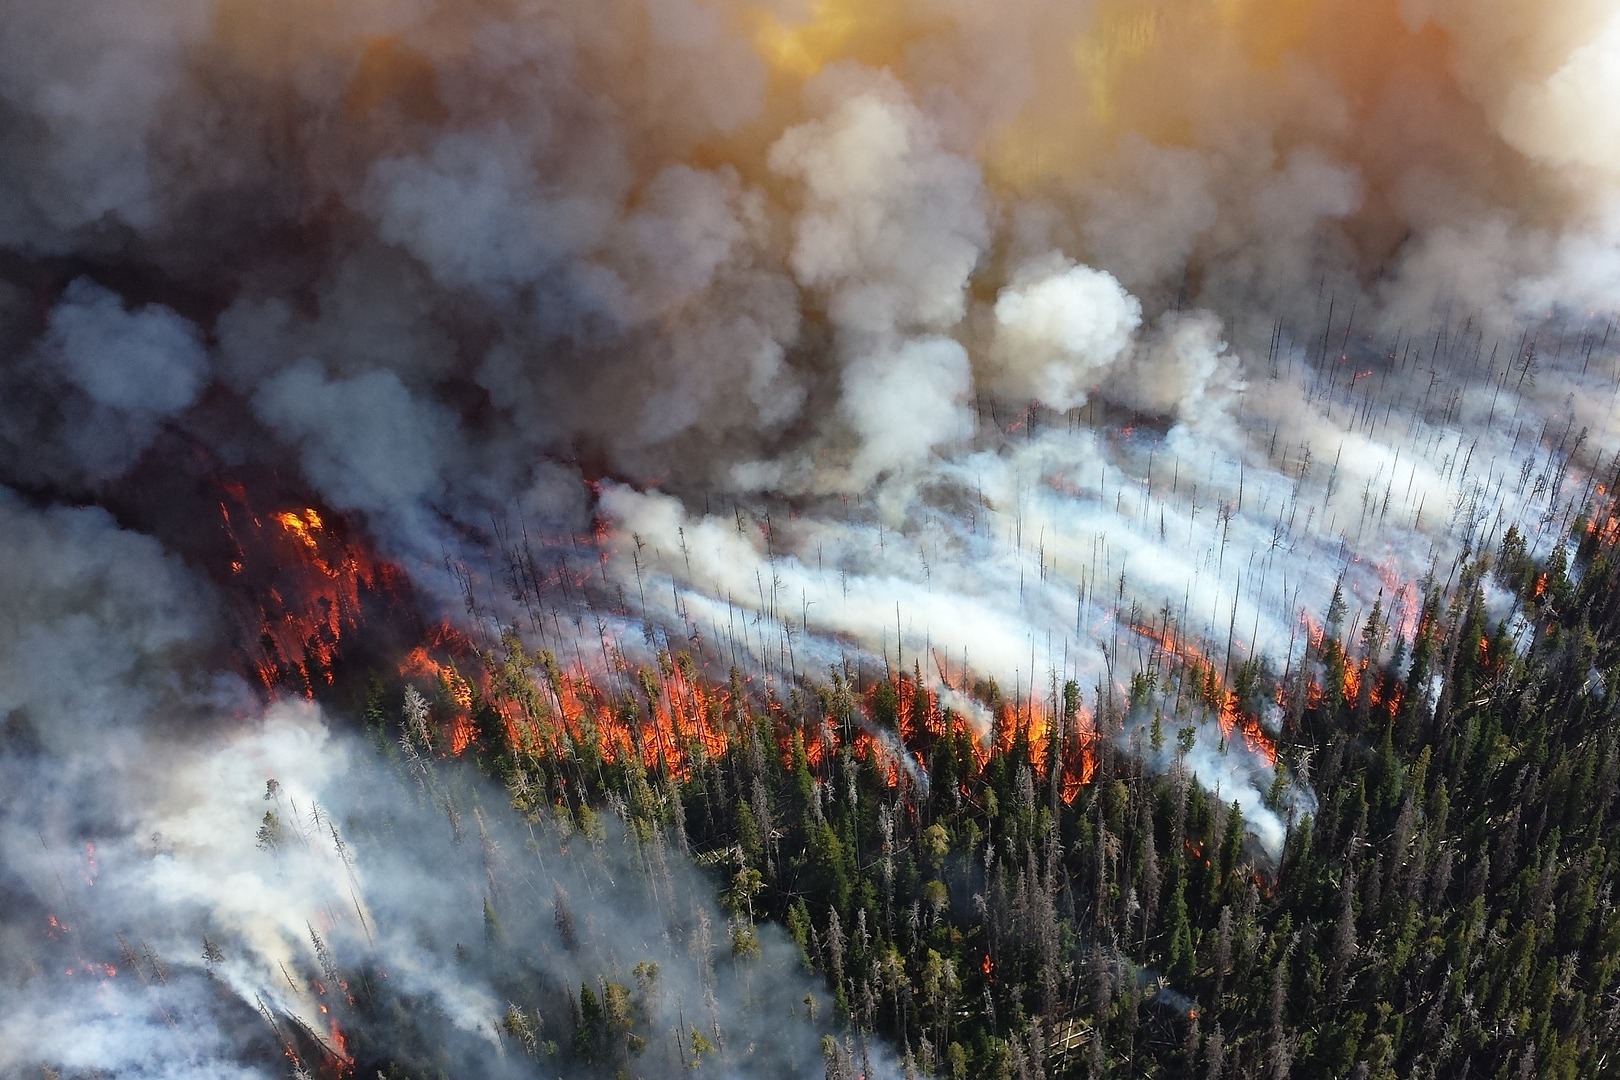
[{"xmin": 4, "ymin": 0, "xmax": 1620, "ymax": 1074}]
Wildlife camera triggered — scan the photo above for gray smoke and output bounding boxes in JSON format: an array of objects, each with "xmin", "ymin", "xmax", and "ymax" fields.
[
  {"xmin": 0, "ymin": 489, "xmax": 892, "ymax": 1077},
  {"xmin": 5, "ymin": 0, "xmax": 1620, "ymax": 1072}
]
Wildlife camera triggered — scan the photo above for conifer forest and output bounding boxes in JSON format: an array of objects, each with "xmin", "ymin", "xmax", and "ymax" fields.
[{"xmin": 6, "ymin": 2, "xmax": 1620, "ymax": 1078}]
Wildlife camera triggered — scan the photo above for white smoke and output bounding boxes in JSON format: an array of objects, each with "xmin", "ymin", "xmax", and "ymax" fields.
[
  {"xmin": 4, "ymin": 0, "xmax": 1620, "ymax": 1070},
  {"xmin": 841, "ymin": 335, "xmax": 975, "ymax": 484},
  {"xmin": 987, "ymin": 254, "xmax": 1142, "ymax": 411},
  {"xmin": 769, "ymin": 68, "xmax": 989, "ymax": 338},
  {"xmin": 0, "ymin": 488, "xmax": 891, "ymax": 1078}
]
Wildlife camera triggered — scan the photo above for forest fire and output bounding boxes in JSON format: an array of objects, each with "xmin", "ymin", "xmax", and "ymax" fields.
[
  {"xmin": 423, "ymin": 642, "xmax": 745, "ymax": 782},
  {"xmin": 398, "ymin": 626, "xmax": 482, "ymax": 756},
  {"xmin": 276, "ymin": 508, "xmax": 326, "ymax": 554},
  {"xmin": 1340, "ymin": 659, "xmax": 1364, "ymax": 708},
  {"xmin": 62, "ymin": 961, "xmax": 118, "ymax": 980},
  {"xmin": 216, "ymin": 482, "xmax": 403, "ymax": 696},
  {"xmin": 10, "ymin": 0, "xmax": 1620, "ymax": 1075},
  {"xmin": 1587, "ymin": 512, "xmax": 1620, "ymax": 548},
  {"xmin": 928, "ymin": 656, "xmax": 1098, "ymax": 798},
  {"xmin": 394, "ymin": 610, "xmax": 1110, "ymax": 808},
  {"xmin": 853, "ymin": 730, "xmax": 905, "ymax": 789},
  {"xmin": 992, "ymin": 698, "xmax": 1100, "ymax": 800},
  {"xmin": 544, "ymin": 661, "xmax": 731, "ymax": 779},
  {"xmin": 327, "ymin": 1019, "xmax": 353, "ymax": 1076},
  {"xmin": 1130, "ymin": 620, "xmax": 1278, "ymax": 767},
  {"xmin": 1371, "ymin": 562, "xmax": 1422, "ymax": 642},
  {"xmin": 1300, "ymin": 613, "xmax": 1406, "ymax": 724}
]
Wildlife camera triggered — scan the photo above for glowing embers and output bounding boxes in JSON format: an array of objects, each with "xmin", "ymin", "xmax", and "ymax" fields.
[
  {"xmin": 307, "ymin": 976, "xmax": 356, "ymax": 1076},
  {"xmin": 1130, "ymin": 619, "xmax": 1278, "ymax": 767},
  {"xmin": 468, "ymin": 639, "xmax": 1100, "ymax": 805},
  {"xmin": 1298, "ymin": 611, "xmax": 1408, "ymax": 723},
  {"xmin": 216, "ymin": 482, "xmax": 403, "ymax": 696},
  {"xmin": 62, "ymin": 960, "xmax": 119, "ymax": 979},
  {"xmin": 399, "ymin": 624, "xmax": 482, "ymax": 756},
  {"xmin": 42, "ymin": 914, "xmax": 121, "ymax": 983},
  {"xmin": 480, "ymin": 649, "xmax": 738, "ymax": 781}
]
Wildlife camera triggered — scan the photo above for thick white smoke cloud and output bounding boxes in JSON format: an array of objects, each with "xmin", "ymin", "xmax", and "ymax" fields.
[
  {"xmin": 598, "ymin": 299, "xmax": 1600, "ymax": 856},
  {"xmin": 0, "ymin": 279, "xmax": 211, "ymax": 484},
  {"xmin": 841, "ymin": 336, "xmax": 975, "ymax": 483},
  {"xmin": 0, "ymin": 0, "xmax": 213, "ymax": 244},
  {"xmin": 253, "ymin": 361, "xmax": 458, "ymax": 516},
  {"xmin": 770, "ymin": 69, "xmax": 988, "ymax": 338},
  {"xmin": 0, "ymin": 490, "xmax": 235, "ymax": 746},
  {"xmin": 5, "ymin": 0, "xmax": 1620, "ymax": 1069},
  {"xmin": 0, "ymin": 489, "xmax": 889, "ymax": 1078},
  {"xmin": 988, "ymin": 255, "xmax": 1142, "ymax": 411},
  {"xmin": 49, "ymin": 279, "xmax": 208, "ymax": 415},
  {"xmin": 2, "ymin": 0, "xmax": 1617, "ymax": 505},
  {"xmin": 1500, "ymin": 9, "xmax": 1620, "ymax": 176}
]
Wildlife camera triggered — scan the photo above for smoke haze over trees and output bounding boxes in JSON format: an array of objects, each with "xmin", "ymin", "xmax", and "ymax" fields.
[{"xmin": 6, "ymin": 0, "xmax": 1620, "ymax": 1076}]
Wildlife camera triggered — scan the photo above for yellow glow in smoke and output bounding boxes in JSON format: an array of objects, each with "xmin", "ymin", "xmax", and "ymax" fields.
[
  {"xmin": 1213, "ymin": 0, "xmax": 1313, "ymax": 69},
  {"xmin": 985, "ymin": 0, "xmax": 1169, "ymax": 190},
  {"xmin": 752, "ymin": 1, "xmax": 862, "ymax": 77},
  {"xmin": 987, "ymin": 0, "xmax": 1324, "ymax": 190},
  {"xmin": 748, "ymin": 0, "xmax": 933, "ymax": 83},
  {"xmin": 1073, "ymin": 1, "xmax": 1165, "ymax": 127}
]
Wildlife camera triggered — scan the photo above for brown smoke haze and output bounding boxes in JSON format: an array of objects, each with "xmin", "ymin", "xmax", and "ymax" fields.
[{"xmin": 3, "ymin": 0, "xmax": 1620, "ymax": 1075}]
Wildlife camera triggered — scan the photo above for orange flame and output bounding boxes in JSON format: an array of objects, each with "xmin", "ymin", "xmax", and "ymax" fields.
[
  {"xmin": 854, "ymin": 730, "xmax": 903, "ymax": 789},
  {"xmin": 1132, "ymin": 620, "xmax": 1278, "ymax": 766},
  {"xmin": 449, "ymin": 714, "xmax": 476, "ymax": 756},
  {"xmin": 1299, "ymin": 611, "xmax": 1404, "ymax": 723},
  {"xmin": 486, "ymin": 654, "xmax": 736, "ymax": 782},
  {"xmin": 219, "ymin": 486, "xmax": 401, "ymax": 696},
  {"xmin": 63, "ymin": 961, "xmax": 118, "ymax": 980},
  {"xmin": 398, "ymin": 626, "xmax": 486, "ymax": 756},
  {"xmin": 986, "ymin": 696, "xmax": 1100, "ymax": 799},
  {"xmin": 327, "ymin": 1017, "xmax": 354, "ymax": 1075},
  {"xmin": 932, "ymin": 658, "xmax": 1096, "ymax": 800},
  {"xmin": 1367, "ymin": 559, "xmax": 1421, "ymax": 643},
  {"xmin": 275, "ymin": 508, "xmax": 325, "ymax": 553},
  {"xmin": 1342, "ymin": 659, "xmax": 1363, "ymax": 705},
  {"xmin": 1588, "ymin": 513, "xmax": 1620, "ymax": 547},
  {"xmin": 469, "ymin": 647, "xmax": 1099, "ymax": 807}
]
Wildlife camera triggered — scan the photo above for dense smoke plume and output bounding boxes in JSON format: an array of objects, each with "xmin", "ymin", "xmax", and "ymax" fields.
[
  {"xmin": 0, "ymin": 493, "xmax": 870, "ymax": 1078},
  {"xmin": 4, "ymin": 0, "xmax": 1620, "ymax": 1073}
]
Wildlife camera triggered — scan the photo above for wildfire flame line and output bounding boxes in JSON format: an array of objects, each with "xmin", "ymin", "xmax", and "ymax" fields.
[
  {"xmin": 217, "ymin": 484, "xmax": 402, "ymax": 697},
  {"xmin": 1129, "ymin": 620, "xmax": 1278, "ymax": 766},
  {"xmin": 397, "ymin": 624, "xmax": 1104, "ymax": 805}
]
